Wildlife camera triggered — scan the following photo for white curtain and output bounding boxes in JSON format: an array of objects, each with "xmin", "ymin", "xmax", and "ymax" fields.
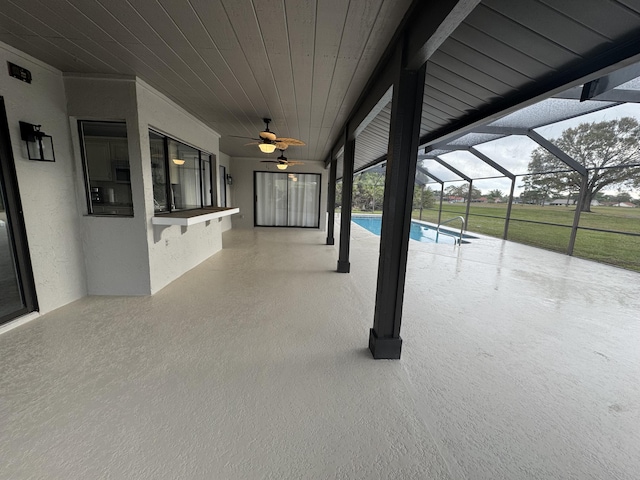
[
  {"xmin": 255, "ymin": 172, "xmax": 320, "ymax": 227},
  {"xmin": 287, "ymin": 174, "xmax": 319, "ymax": 227},
  {"xmin": 255, "ymin": 172, "xmax": 288, "ymax": 226}
]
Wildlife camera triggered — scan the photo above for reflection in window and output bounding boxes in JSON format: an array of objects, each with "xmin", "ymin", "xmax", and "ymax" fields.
[
  {"xmin": 80, "ymin": 121, "xmax": 133, "ymax": 216},
  {"xmin": 169, "ymin": 139, "xmax": 200, "ymax": 211},
  {"xmin": 149, "ymin": 130, "xmax": 216, "ymax": 213},
  {"xmin": 150, "ymin": 131, "xmax": 168, "ymax": 212}
]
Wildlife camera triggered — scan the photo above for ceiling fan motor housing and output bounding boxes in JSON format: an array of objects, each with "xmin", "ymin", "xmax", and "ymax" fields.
[{"xmin": 259, "ymin": 118, "xmax": 276, "ymax": 141}]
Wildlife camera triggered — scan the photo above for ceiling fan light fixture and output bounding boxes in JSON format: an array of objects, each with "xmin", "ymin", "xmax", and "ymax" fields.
[
  {"xmin": 276, "ymin": 163, "xmax": 288, "ymax": 170},
  {"xmin": 258, "ymin": 143, "xmax": 277, "ymax": 154},
  {"xmin": 172, "ymin": 158, "xmax": 185, "ymax": 165}
]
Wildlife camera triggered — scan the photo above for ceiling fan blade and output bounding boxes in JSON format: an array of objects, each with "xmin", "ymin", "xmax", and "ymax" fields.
[
  {"xmin": 259, "ymin": 160, "xmax": 278, "ymax": 163},
  {"xmin": 275, "ymin": 142, "xmax": 289, "ymax": 150},
  {"xmin": 244, "ymin": 142, "xmax": 261, "ymax": 146},
  {"xmin": 259, "ymin": 131, "xmax": 277, "ymax": 141},
  {"xmin": 274, "ymin": 137, "xmax": 305, "ymax": 146},
  {"xmin": 286, "ymin": 161, "xmax": 305, "ymax": 165}
]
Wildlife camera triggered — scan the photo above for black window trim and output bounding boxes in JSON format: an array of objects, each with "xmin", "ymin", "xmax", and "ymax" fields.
[
  {"xmin": 253, "ymin": 170, "xmax": 322, "ymax": 228},
  {"xmin": 78, "ymin": 119, "xmax": 133, "ymax": 217},
  {"xmin": 149, "ymin": 128, "xmax": 216, "ymax": 215}
]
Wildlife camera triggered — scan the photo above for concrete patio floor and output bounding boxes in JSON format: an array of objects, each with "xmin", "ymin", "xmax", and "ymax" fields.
[{"xmin": 1, "ymin": 225, "xmax": 639, "ymax": 479}]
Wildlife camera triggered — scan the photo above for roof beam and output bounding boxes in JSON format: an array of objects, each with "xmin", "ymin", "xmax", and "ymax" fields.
[
  {"xmin": 353, "ymin": 88, "xmax": 393, "ymax": 138},
  {"xmin": 430, "ymin": 156, "xmax": 472, "ymax": 182},
  {"xmin": 526, "ymin": 130, "xmax": 587, "ymax": 176},
  {"xmin": 405, "ymin": 0, "xmax": 481, "ymax": 70},
  {"xmin": 472, "ymin": 125, "xmax": 529, "ymax": 136},
  {"xmin": 580, "ymin": 62, "xmax": 640, "ymax": 101},
  {"xmin": 555, "ymin": 87, "xmax": 640, "ymax": 103},
  {"xmin": 417, "ymin": 165, "xmax": 443, "ymax": 184},
  {"xmin": 468, "ymin": 147, "xmax": 515, "ymax": 180},
  {"xmin": 354, "ymin": 155, "xmax": 387, "ymax": 175}
]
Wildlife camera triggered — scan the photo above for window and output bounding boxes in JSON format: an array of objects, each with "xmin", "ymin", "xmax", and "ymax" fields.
[
  {"xmin": 219, "ymin": 165, "xmax": 227, "ymax": 207},
  {"xmin": 149, "ymin": 130, "xmax": 216, "ymax": 213},
  {"xmin": 79, "ymin": 121, "xmax": 133, "ymax": 216},
  {"xmin": 255, "ymin": 172, "xmax": 321, "ymax": 227}
]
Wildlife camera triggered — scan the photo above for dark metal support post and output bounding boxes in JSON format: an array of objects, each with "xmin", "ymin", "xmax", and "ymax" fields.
[
  {"xmin": 464, "ymin": 180, "xmax": 473, "ymax": 231},
  {"xmin": 419, "ymin": 186, "xmax": 424, "ymax": 220},
  {"xmin": 503, "ymin": 177, "xmax": 516, "ymax": 239},
  {"xmin": 438, "ymin": 183, "xmax": 444, "ymax": 226},
  {"xmin": 326, "ymin": 157, "xmax": 337, "ymax": 245},
  {"xmin": 568, "ymin": 173, "xmax": 588, "ymax": 255},
  {"xmin": 369, "ymin": 63, "xmax": 426, "ymax": 360},
  {"xmin": 337, "ymin": 129, "xmax": 355, "ymax": 273}
]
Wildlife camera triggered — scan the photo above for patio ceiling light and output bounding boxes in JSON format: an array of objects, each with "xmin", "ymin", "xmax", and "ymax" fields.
[{"xmin": 258, "ymin": 142, "xmax": 277, "ymax": 154}]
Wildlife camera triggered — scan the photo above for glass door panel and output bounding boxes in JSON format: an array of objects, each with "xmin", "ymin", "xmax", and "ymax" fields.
[
  {"xmin": 255, "ymin": 172, "xmax": 288, "ymax": 226},
  {"xmin": 287, "ymin": 173, "xmax": 320, "ymax": 227},
  {"xmin": 255, "ymin": 172, "xmax": 321, "ymax": 227},
  {"xmin": 0, "ymin": 176, "xmax": 26, "ymax": 321}
]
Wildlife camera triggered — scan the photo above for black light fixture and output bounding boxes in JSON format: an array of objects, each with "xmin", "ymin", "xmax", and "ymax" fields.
[
  {"xmin": 226, "ymin": 174, "xmax": 233, "ymax": 185},
  {"xmin": 19, "ymin": 121, "xmax": 55, "ymax": 162}
]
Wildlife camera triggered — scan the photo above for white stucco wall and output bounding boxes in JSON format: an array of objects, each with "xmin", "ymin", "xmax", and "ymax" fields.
[
  {"xmin": 0, "ymin": 42, "xmax": 87, "ymax": 313},
  {"xmin": 64, "ymin": 75, "xmax": 151, "ymax": 295},
  {"xmin": 135, "ymin": 80, "xmax": 225, "ymax": 294},
  {"xmin": 230, "ymin": 157, "xmax": 327, "ymax": 231}
]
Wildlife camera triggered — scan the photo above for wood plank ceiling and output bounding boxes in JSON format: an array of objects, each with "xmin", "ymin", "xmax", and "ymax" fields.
[{"xmin": 0, "ymin": 0, "xmax": 413, "ymax": 160}]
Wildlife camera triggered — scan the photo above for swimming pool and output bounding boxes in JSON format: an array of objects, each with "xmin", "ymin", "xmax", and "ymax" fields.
[{"xmin": 352, "ymin": 215, "xmax": 472, "ymax": 245}]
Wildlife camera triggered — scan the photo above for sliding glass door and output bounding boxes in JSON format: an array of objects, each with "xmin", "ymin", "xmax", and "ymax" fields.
[
  {"xmin": 0, "ymin": 97, "xmax": 37, "ymax": 325},
  {"xmin": 255, "ymin": 172, "xmax": 320, "ymax": 227},
  {"xmin": 0, "ymin": 182, "xmax": 24, "ymax": 321}
]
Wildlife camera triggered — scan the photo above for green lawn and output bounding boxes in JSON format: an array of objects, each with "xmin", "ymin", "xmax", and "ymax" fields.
[{"xmin": 399, "ymin": 203, "xmax": 639, "ymax": 272}]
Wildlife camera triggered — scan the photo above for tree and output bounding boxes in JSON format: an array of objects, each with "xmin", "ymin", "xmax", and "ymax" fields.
[
  {"xmin": 524, "ymin": 118, "xmax": 640, "ymax": 212},
  {"xmin": 519, "ymin": 187, "xmax": 551, "ymax": 205},
  {"xmin": 353, "ymin": 172, "xmax": 384, "ymax": 211},
  {"xmin": 413, "ymin": 185, "xmax": 435, "ymax": 210},
  {"xmin": 487, "ymin": 189, "xmax": 504, "ymax": 203},
  {"xmin": 612, "ymin": 191, "xmax": 632, "ymax": 203},
  {"xmin": 444, "ymin": 183, "xmax": 481, "ymax": 200}
]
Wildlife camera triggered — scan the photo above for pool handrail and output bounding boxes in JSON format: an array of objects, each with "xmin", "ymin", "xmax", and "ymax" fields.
[{"xmin": 436, "ymin": 216, "xmax": 465, "ymax": 245}]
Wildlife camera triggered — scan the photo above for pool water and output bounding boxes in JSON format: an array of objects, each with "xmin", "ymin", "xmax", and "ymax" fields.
[{"xmin": 352, "ymin": 215, "xmax": 466, "ymax": 245}]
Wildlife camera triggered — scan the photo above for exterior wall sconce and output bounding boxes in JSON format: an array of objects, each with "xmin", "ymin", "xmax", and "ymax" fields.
[
  {"xmin": 226, "ymin": 174, "xmax": 233, "ymax": 185},
  {"xmin": 19, "ymin": 121, "xmax": 55, "ymax": 162}
]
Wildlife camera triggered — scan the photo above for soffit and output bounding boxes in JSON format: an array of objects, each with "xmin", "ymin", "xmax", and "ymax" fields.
[{"xmin": 0, "ymin": 0, "xmax": 413, "ymax": 160}]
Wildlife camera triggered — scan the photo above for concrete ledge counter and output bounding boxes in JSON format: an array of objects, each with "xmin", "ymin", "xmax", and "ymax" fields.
[{"xmin": 152, "ymin": 207, "xmax": 239, "ymax": 226}]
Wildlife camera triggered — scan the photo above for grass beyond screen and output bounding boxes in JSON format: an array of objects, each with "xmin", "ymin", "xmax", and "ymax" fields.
[{"xmin": 402, "ymin": 203, "xmax": 640, "ymax": 272}]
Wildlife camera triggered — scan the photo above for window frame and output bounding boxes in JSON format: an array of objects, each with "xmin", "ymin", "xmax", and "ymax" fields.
[
  {"xmin": 253, "ymin": 170, "xmax": 322, "ymax": 228},
  {"xmin": 78, "ymin": 120, "xmax": 134, "ymax": 217},
  {"xmin": 150, "ymin": 129, "xmax": 216, "ymax": 215}
]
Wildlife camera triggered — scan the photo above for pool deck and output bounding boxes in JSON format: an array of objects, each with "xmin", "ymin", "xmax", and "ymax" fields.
[{"xmin": 1, "ymin": 225, "xmax": 638, "ymax": 479}]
